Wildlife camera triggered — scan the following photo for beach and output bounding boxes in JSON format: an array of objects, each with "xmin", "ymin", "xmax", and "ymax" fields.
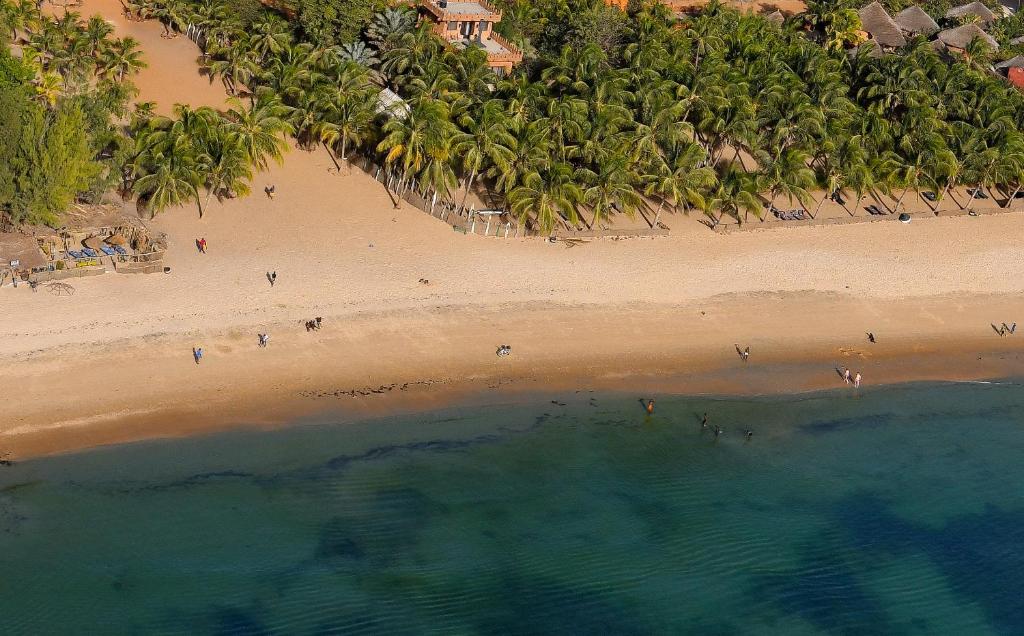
[{"xmin": 3, "ymin": 0, "xmax": 1024, "ymax": 458}]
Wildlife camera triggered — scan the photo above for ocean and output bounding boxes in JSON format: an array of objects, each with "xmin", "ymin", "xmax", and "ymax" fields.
[{"xmin": 1, "ymin": 382, "xmax": 1023, "ymax": 635}]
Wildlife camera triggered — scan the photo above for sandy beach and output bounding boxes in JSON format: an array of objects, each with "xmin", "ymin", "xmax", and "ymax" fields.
[{"xmin": 3, "ymin": 0, "xmax": 1024, "ymax": 459}]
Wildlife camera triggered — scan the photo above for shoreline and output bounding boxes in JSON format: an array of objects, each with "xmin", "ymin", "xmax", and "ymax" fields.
[
  {"xmin": 3, "ymin": 0, "xmax": 1023, "ymax": 460},
  {"xmin": 3, "ymin": 293, "xmax": 1023, "ymax": 460}
]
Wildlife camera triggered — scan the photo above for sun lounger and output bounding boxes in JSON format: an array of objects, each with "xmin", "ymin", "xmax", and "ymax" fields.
[
  {"xmin": 113, "ymin": 245, "xmax": 128, "ymax": 255},
  {"xmin": 68, "ymin": 250, "xmax": 85, "ymax": 259},
  {"xmin": 82, "ymin": 248, "xmax": 99, "ymax": 258},
  {"xmin": 865, "ymin": 205, "xmax": 885, "ymax": 216},
  {"xmin": 99, "ymin": 246, "xmax": 116, "ymax": 256},
  {"xmin": 967, "ymin": 188, "xmax": 987, "ymax": 199},
  {"xmin": 922, "ymin": 192, "xmax": 937, "ymax": 202}
]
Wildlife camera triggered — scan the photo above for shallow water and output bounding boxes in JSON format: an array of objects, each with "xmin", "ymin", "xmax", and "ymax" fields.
[{"xmin": 2, "ymin": 382, "xmax": 1024, "ymax": 635}]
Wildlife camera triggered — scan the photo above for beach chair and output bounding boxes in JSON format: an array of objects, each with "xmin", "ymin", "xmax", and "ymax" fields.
[
  {"xmin": 922, "ymin": 191, "xmax": 937, "ymax": 202},
  {"xmin": 113, "ymin": 245, "xmax": 128, "ymax": 255},
  {"xmin": 967, "ymin": 188, "xmax": 987, "ymax": 199},
  {"xmin": 82, "ymin": 247, "xmax": 99, "ymax": 258},
  {"xmin": 68, "ymin": 250, "xmax": 85, "ymax": 259},
  {"xmin": 99, "ymin": 246, "xmax": 117, "ymax": 256}
]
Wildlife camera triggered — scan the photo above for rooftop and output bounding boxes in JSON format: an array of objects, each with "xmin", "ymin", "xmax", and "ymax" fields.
[
  {"xmin": 858, "ymin": 2, "xmax": 907, "ymax": 48},
  {"xmin": 452, "ymin": 33, "xmax": 522, "ymax": 63},
  {"xmin": 936, "ymin": 23, "xmax": 999, "ymax": 49},
  {"xmin": 894, "ymin": 6, "xmax": 939, "ymax": 36},
  {"xmin": 945, "ymin": 1, "xmax": 996, "ymax": 24},
  {"xmin": 421, "ymin": 0, "xmax": 501, "ymax": 19},
  {"xmin": 995, "ymin": 55, "xmax": 1024, "ymax": 69}
]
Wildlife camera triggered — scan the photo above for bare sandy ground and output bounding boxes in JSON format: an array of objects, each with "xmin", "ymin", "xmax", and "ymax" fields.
[{"xmin": 3, "ymin": 0, "xmax": 1024, "ymax": 459}]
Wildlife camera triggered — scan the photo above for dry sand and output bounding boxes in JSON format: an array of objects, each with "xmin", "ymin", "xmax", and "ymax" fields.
[{"xmin": 2, "ymin": 0, "xmax": 1024, "ymax": 459}]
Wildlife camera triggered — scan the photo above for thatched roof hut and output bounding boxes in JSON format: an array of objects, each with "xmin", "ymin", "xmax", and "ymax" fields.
[
  {"xmin": 937, "ymin": 23, "xmax": 999, "ymax": 50},
  {"xmin": 996, "ymin": 55, "xmax": 1024, "ymax": 69},
  {"xmin": 858, "ymin": 2, "xmax": 907, "ymax": 48},
  {"xmin": 894, "ymin": 6, "xmax": 939, "ymax": 36},
  {"xmin": 945, "ymin": 1, "xmax": 996, "ymax": 25},
  {"xmin": 764, "ymin": 10, "xmax": 784, "ymax": 26},
  {"xmin": 0, "ymin": 234, "xmax": 48, "ymax": 271}
]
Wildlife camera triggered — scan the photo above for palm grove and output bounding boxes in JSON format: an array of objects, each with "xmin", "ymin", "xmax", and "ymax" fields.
[{"xmin": 6, "ymin": 0, "xmax": 1024, "ymax": 232}]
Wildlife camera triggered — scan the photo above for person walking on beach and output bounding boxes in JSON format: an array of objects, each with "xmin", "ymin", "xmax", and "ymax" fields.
[
  {"xmin": 267, "ymin": 271, "xmax": 277, "ymax": 287},
  {"xmin": 258, "ymin": 333, "xmax": 269, "ymax": 348},
  {"xmin": 196, "ymin": 237, "xmax": 207, "ymax": 254},
  {"xmin": 843, "ymin": 367, "xmax": 851, "ymax": 384},
  {"xmin": 192, "ymin": 347, "xmax": 203, "ymax": 364},
  {"xmin": 646, "ymin": 400, "xmax": 655, "ymax": 415},
  {"xmin": 315, "ymin": 317, "xmax": 322, "ymax": 330},
  {"xmin": 867, "ymin": 332, "xmax": 876, "ymax": 343},
  {"xmin": 854, "ymin": 372, "xmax": 862, "ymax": 388},
  {"xmin": 265, "ymin": 185, "xmax": 275, "ymax": 199}
]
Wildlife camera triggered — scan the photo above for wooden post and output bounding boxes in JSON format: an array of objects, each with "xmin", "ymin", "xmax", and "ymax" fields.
[{"xmin": 485, "ymin": 215, "xmax": 491, "ymax": 236}]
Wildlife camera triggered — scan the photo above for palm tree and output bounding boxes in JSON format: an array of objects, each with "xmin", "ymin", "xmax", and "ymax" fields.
[
  {"xmin": 645, "ymin": 145, "xmax": 718, "ymax": 226},
  {"xmin": 206, "ymin": 45, "xmax": 255, "ymax": 95},
  {"xmin": 452, "ymin": 103, "xmax": 516, "ymax": 207},
  {"xmin": 508, "ymin": 163, "xmax": 583, "ymax": 233},
  {"xmin": 366, "ymin": 7, "xmax": 416, "ymax": 54},
  {"xmin": 32, "ymin": 70, "xmax": 63, "ymax": 107},
  {"xmin": 758, "ymin": 148, "xmax": 815, "ymax": 219},
  {"xmin": 248, "ymin": 17, "xmax": 291, "ymax": 62},
  {"xmin": 84, "ymin": 14, "xmax": 113, "ymax": 56},
  {"xmin": 578, "ymin": 156, "xmax": 645, "ymax": 230},
  {"xmin": 205, "ymin": 133, "xmax": 253, "ymax": 202},
  {"xmin": 708, "ymin": 165, "xmax": 761, "ymax": 225},
  {"xmin": 134, "ymin": 140, "xmax": 204, "ymax": 217},
  {"xmin": 223, "ymin": 91, "xmax": 293, "ymax": 170},
  {"xmin": 99, "ymin": 37, "xmax": 147, "ymax": 83},
  {"xmin": 317, "ymin": 62, "xmax": 376, "ymax": 164},
  {"xmin": 377, "ymin": 98, "xmax": 456, "ymax": 200},
  {"xmin": 335, "ymin": 40, "xmax": 378, "ymax": 67}
]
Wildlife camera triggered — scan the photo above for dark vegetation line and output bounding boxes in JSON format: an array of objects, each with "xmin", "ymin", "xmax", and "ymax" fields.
[{"xmin": 5, "ymin": 0, "xmax": 1024, "ymax": 232}]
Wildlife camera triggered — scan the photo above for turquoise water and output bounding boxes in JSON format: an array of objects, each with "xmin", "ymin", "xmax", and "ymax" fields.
[{"xmin": 2, "ymin": 383, "xmax": 1024, "ymax": 634}]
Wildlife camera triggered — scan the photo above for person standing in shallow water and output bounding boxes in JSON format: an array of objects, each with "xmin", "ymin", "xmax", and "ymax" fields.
[
  {"xmin": 645, "ymin": 400, "xmax": 655, "ymax": 415},
  {"xmin": 854, "ymin": 372, "xmax": 862, "ymax": 388}
]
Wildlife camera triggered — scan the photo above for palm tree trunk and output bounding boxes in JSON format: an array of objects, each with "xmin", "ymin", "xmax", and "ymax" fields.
[
  {"xmin": 461, "ymin": 169, "xmax": 477, "ymax": 208},
  {"xmin": 1004, "ymin": 184, "xmax": 1021, "ymax": 208},
  {"xmin": 194, "ymin": 186, "xmax": 205, "ymax": 218},
  {"xmin": 340, "ymin": 131, "xmax": 348, "ymax": 162},
  {"xmin": 810, "ymin": 193, "xmax": 826, "ymax": 219},
  {"xmin": 851, "ymin": 193, "xmax": 864, "ymax": 217},
  {"xmin": 652, "ymin": 199, "xmax": 665, "ymax": 228},
  {"xmin": 871, "ymin": 189, "xmax": 892, "ymax": 213},
  {"xmin": 322, "ymin": 142, "xmax": 340, "ymax": 172},
  {"xmin": 894, "ymin": 186, "xmax": 910, "ymax": 213}
]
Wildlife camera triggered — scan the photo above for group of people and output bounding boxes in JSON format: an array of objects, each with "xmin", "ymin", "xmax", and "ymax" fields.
[
  {"xmin": 841, "ymin": 367, "xmax": 862, "ymax": 388},
  {"xmin": 496, "ymin": 344, "xmax": 512, "ymax": 357},
  {"xmin": 994, "ymin": 322, "xmax": 1017, "ymax": 337},
  {"xmin": 641, "ymin": 406, "xmax": 755, "ymax": 441},
  {"xmin": 305, "ymin": 317, "xmax": 323, "ymax": 332},
  {"xmin": 734, "ymin": 344, "xmax": 750, "ymax": 362}
]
